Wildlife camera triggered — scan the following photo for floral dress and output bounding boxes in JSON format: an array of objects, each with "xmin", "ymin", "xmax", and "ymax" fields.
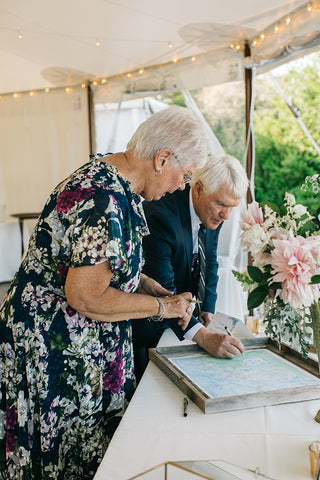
[{"xmin": 0, "ymin": 155, "xmax": 149, "ymax": 480}]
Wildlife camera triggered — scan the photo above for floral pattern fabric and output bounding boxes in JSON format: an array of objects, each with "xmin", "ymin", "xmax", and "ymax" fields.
[{"xmin": 0, "ymin": 156, "xmax": 149, "ymax": 479}]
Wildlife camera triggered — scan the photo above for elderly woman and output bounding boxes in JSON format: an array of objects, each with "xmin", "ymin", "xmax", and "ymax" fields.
[{"xmin": 0, "ymin": 106, "xmax": 208, "ymax": 479}]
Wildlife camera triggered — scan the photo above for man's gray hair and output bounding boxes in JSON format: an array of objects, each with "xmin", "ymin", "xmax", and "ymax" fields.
[
  {"xmin": 189, "ymin": 154, "xmax": 248, "ymax": 199},
  {"xmin": 127, "ymin": 105, "xmax": 208, "ymax": 169}
]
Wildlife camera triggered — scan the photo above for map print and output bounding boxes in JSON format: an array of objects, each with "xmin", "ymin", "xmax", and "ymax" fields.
[{"xmin": 170, "ymin": 349, "xmax": 320, "ymax": 398}]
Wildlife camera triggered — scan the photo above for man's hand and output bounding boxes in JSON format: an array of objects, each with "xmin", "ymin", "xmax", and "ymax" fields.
[
  {"xmin": 137, "ymin": 274, "xmax": 173, "ymax": 297},
  {"xmin": 193, "ymin": 327, "xmax": 245, "ymax": 358},
  {"xmin": 197, "ymin": 312, "xmax": 213, "ymax": 327}
]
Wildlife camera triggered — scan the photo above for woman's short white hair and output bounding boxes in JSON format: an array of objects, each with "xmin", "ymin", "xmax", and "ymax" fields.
[
  {"xmin": 127, "ymin": 105, "xmax": 208, "ymax": 169},
  {"xmin": 189, "ymin": 154, "xmax": 249, "ymax": 199}
]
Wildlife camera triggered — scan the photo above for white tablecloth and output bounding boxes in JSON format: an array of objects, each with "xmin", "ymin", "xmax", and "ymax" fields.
[{"xmin": 94, "ymin": 330, "xmax": 320, "ymax": 480}]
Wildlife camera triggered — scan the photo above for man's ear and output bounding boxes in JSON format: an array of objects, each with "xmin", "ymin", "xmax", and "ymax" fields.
[{"xmin": 194, "ymin": 180, "xmax": 203, "ymax": 198}]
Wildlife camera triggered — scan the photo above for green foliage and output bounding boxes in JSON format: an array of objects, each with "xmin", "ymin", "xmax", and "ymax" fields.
[
  {"xmin": 254, "ymin": 52, "xmax": 320, "ymax": 209},
  {"xmin": 263, "ymin": 298, "xmax": 312, "ymax": 357}
]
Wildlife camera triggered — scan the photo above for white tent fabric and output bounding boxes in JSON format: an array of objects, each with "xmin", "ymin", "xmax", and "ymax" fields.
[
  {"xmin": 1, "ymin": 0, "xmax": 318, "ymax": 95},
  {"xmin": 0, "ymin": 85, "xmax": 90, "ymax": 216}
]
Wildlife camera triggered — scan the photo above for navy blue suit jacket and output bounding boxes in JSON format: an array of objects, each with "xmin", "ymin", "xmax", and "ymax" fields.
[{"xmin": 139, "ymin": 184, "xmax": 222, "ymax": 341}]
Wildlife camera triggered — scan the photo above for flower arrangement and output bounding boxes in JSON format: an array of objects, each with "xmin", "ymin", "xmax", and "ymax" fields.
[{"xmin": 233, "ymin": 174, "xmax": 320, "ymax": 357}]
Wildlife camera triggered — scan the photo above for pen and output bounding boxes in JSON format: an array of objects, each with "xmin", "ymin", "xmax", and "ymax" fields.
[
  {"xmin": 225, "ymin": 326, "xmax": 233, "ymax": 336},
  {"xmin": 188, "ymin": 299, "xmax": 202, "ymax": 304},
  {"xmin": 225, "ymin": 326, "xmax": 244, "ymax": 355},
  {"xmin": 183, "ymin": 397, "xmax": 188, "ymax": 417}
]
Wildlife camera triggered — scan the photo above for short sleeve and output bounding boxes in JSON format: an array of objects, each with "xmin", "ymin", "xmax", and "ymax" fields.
[{"xmin": 70, "ymin": 194, "xmax": 128, "ymax": 271}]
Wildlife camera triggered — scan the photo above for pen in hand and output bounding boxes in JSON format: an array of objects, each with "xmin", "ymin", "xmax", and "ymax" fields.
[
  {"xmin": 187, "ymin": 299, "xmax": 202, "ymax": 304},
  {"xmin": 225, "ymin": 326, "xmax": 244, "ymax": 356},
  {"xmin": 225, "ymin": 326, "xmax": 233, "ymax": 336}
]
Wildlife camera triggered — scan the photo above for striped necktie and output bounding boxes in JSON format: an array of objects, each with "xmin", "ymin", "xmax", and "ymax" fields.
[{"xmin": 197, "ymin": 223, "xmax": 206, "ymax": 307}]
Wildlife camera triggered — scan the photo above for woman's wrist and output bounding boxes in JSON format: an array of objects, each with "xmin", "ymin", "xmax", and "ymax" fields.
[{"xmin": 151, "ymin": 297, "xmax": 165, "ymax": 322}]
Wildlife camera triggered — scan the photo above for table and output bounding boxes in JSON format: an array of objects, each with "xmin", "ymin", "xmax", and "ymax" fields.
[{"xmin": 93, "ymin": 329, "xmax": 320, "ymax": 480}]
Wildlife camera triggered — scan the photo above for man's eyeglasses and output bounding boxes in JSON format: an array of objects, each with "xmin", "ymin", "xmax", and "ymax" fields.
[{"xmin": 171, "ymin": 152, "xmax": 193, "ymax": 184}]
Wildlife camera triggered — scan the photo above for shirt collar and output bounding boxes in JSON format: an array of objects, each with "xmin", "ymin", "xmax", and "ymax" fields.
[{"xmin": 189, "ymin": 187, "xmax": 201, "ymax": 230}]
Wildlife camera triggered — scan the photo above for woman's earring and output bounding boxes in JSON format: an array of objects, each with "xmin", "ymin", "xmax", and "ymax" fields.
[{"xmin": 156, "ymin": 170, "xmax": 162, "ymax": 176}]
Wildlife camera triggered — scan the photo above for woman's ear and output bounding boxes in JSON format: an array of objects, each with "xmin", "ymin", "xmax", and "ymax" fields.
[{"xmin": 154, "ymin": 149, "xmax": 171, "ymax": 173}]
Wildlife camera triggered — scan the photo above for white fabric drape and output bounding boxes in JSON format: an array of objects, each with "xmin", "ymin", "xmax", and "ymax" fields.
[
  {"xmin": 0, "ymin": 86, "xmax": 90, "ymax": 216},
  {"xmin": 94, "ymin": 97, "xmax": 167, "ymax": 154},
  {"xmin": 215, "ymin": 199, "xmax": 248, "ymax": 320}
]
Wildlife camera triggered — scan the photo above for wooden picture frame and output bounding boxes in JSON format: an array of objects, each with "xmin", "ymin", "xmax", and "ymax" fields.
[{"xmin": 149, "ymin": 337, "xmax": 320, "ymax": 414}]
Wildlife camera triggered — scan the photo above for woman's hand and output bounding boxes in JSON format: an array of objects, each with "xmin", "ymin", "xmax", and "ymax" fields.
[{"xmin": 162, "ymin": 292, "xmax": 193, "ymax": 330}]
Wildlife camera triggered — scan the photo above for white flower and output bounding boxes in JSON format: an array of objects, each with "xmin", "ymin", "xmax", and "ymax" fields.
[
  {"xmin": 285, "ymin": 192, "xmax": 296, "ymax": 206},
  {"xmin": 240, "ymin": 224, "xmax": 270, "ymax": 256},
  {"xmin": 292, "ymin": 203, "xmax": 308, "ymax": 218}
]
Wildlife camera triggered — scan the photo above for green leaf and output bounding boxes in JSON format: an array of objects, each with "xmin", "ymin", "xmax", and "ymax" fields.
[
  {"xmin": 248, "ymin": 286, "xmax": 269, "ymax": 309},
  {"xmin": 297, "ymin": 219, "xmax": 314, "ymax": 236},
  {"xmin": 310, "ymin": 275, "xmax": 320, "ymax": 285},
  {"xmin": 247, "ymin": 265, "xmax": 264, "ymax": 282}
]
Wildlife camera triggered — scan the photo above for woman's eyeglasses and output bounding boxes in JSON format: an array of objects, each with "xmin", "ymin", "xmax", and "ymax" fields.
[{"xmin": 171, "ymin": 152, "xmax": 193, "ymax": 184}]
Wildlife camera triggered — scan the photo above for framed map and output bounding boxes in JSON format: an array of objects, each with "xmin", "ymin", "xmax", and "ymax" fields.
[{"xmin": 149, "ymin": 337, "xmax": 320, "ymax": 414}]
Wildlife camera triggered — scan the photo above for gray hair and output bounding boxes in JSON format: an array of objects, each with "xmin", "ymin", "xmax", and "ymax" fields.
[
  {"xmin": 189, "ymin": 154, "xmax": 248, "ymax": 199},
  {"xmin": 127, "ymin": 105, "xmax": 208, "ymax": 169}
]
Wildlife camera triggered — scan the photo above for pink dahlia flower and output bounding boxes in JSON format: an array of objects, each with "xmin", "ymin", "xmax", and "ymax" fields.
[
  {"xmin": 271, "ymin": 232, "xmax": 320, "ymax": 309},
  {"xmin": 240, "ymin": 201, "xmax": 264, "ymax": 231}
]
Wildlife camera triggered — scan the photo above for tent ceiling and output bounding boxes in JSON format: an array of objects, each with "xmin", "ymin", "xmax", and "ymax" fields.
[{"xmin": 0, "ymin": 0, "xmax": 309, "ymax": 94}]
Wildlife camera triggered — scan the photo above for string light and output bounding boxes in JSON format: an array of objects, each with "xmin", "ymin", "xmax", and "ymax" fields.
[
  {"xmin": 45, "ymin": 88, "xmax": 50, "ymax": 93},
  {"xmin": 2, "ymin": 0, "xmax": 319, "ymax": 98}
]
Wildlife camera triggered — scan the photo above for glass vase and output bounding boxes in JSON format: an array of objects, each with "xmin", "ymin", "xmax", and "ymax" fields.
[{"xmin": 310, "ymin": 300, "xmax": 320, "ymax": 375}]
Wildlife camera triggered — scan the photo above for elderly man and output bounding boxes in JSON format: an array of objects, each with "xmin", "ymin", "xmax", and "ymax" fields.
[{"xmin": 132, "ymin": 154, "xmax": 249, "ymax": 381}]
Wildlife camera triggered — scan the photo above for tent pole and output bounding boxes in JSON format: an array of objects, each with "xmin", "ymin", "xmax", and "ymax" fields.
[
  {"xmin": 87, "ymin": 85, "xmax": 95, "ymax": 155},
  {"xmin": 244, "ymin": 42, "xmax": 254, "ymax": 315},
  {"xmin": 244, "ymin": 42, "xmax": 253, "ymax": 205}
]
